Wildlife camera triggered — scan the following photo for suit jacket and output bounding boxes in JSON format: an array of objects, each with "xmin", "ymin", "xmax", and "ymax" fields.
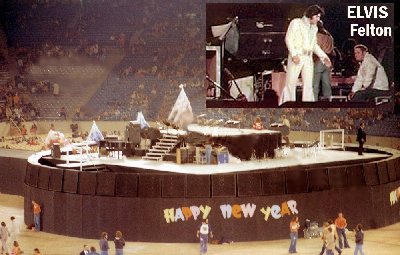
[
  {"xmin": 80, "ymin": 251, "xmax": 88, "ymax": 255},
  {"xmin": 357, "ymin": 127, "xmax": 366, "ymax": 143}
]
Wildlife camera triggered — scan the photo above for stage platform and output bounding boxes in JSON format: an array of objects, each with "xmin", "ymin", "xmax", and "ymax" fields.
[
  {"xmin": 1, "ymin": 142, "xmax": 399, "ymax": 243},
  {"xmin": 30, "ymin": 147, "xmax": 389, "ymax": 175}
]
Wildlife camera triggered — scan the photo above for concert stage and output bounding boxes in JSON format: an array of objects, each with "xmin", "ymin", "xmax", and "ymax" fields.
[
  {"xmin": 31, "ymin": 147, "xmax": 388, "ymax": 175},
  {"xmin": 16, "ymin": 140, "xmax": 399, "ymax": 243}
]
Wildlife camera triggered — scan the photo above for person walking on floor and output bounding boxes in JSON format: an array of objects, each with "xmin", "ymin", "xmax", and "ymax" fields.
[
  {"xmin": 197, "ymin": 219, "xmax": 213, "ymax": 255},
  {"xmin": 325, "ymin": 227, "xmax": 335, "ymax": 255},
  {"xmin": 328, "ymin": 219, "xmax": 342, "ymax": 254},
  {"xmin": 354, "ymin": 224, "xmax": 366, "ymax": 255},
  {"xmin": 9, "ymin": 217, "xmax": 19, "ymax": 244},
  {"xmin": 1, "ymin": 222, "xmax": 10, "ymax": 255},
  {"xmin": 319, "ymin": 222, "xmax": 330, "ymax": 255}
]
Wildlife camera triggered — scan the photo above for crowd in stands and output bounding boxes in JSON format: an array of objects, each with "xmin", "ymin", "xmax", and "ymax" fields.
[
  {"xmin": 0, "ymin": 0, "xmax": 398, "ymax": 140},
  {"xmin": 0, "ymin": 83, "xmax": 41, "ymax": 122}
]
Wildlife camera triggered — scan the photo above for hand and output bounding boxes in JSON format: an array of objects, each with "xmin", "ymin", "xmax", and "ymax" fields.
[
  {"xmin": 210, "ymin": 233, "xmax": 213, "ymax": 238},
  {"xmin": 323, "ymin": 58, "xmax": 332, "ymax": 68},
  {"xmin": 197, "ymin": 233, "xmax": 199, "ymax": 238},
  {"xmin": 347, "ymin": 92, "xmax": 355, "ymax": 100},
  {"xmin": 292, "ymin": 55, "xmax": 300, "ymax": 64}
]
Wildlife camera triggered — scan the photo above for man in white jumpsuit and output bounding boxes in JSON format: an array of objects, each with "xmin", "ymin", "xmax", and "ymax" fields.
[{"xmin": 281, "ymin": 5, "xmax": 332, "ymax": 105}]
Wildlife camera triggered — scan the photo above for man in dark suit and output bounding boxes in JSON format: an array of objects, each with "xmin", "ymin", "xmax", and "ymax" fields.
[
  {"xmin": 80, "ymin": 244, "xmax": 89, "ymax": 255},
  {"xmin": 356, "ymin": 122, "xmax": 366, "ymax": 155}
]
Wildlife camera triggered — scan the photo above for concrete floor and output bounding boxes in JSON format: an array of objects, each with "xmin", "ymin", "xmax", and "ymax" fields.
[{"xmin": 1, "ymin": 194, "xmax": 399, "ymax": 255}]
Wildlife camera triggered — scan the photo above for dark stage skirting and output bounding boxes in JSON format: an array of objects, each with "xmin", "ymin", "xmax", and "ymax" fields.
[
  {"xmin": 16, "ymin": 147, "xmax": 400, "ymax": 242},
  {"xmin": 1, "ymin": 147, "xmax": 400, "ymax": 242}
]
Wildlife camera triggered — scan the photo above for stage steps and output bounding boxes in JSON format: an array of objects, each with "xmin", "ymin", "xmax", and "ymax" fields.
[{"xmin": 142, "ymin": 134, "xmax": 179, "ymax": 161}]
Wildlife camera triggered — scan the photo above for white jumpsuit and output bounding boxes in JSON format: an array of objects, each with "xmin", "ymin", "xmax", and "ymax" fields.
[{"xmin": 280, "ymin": 16, "xmax": 328, "ymax": 105}]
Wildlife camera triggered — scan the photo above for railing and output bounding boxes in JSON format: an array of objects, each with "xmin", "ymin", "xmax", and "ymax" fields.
[{"xmin": 9, "ymin": 117, "xmax": 22, "ymax": 136}]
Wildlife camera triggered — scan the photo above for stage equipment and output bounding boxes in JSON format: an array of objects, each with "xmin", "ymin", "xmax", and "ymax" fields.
[
  {"xmin": 125, "ymin": 121, "xmax": 141, "ymax": 145},
  {"xmin": 319, "ymin": 129, "xmax": 345, "ymax": 149},
  {"xmin": 224, "ymin": 68, "xmax": 248, "ymax": 101}
]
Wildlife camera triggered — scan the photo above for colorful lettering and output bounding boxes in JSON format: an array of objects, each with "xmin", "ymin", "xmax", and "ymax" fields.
[
  {"xmin": 200, "ymin": 205, "xmax": 212, "ymax": 219},
  {"xmin": 220, "ymin": 204, "xmax": 232, "ymax": 219},
  {"xmin": 281, "ymin": 202, "xmax": 291, "ymax": 217},
  {"xmin": 175, "ymin": 208, "xmax": 185, "ymax": 222},
  {"xmin": 190, "ymin": 206, "xmax": 201, "ymax": 220},
  {"xmin": 260, "ymin": 206, "xmax": 272, "ymax": 221},
  {"xmin": 182, "ymin": 207, "xmax": 193, "ymax": 220},
  {"xmin": 271, "ymin": 205, "xmax": 281, "ymax": 219},
  {"xmin": 232, "ymin": 204, "xmax": 242, "ymax": 219},
  {"xmin": 287, "ymin": 200, "xmax": 298, "ymax": 214},
  {"xmin": 164, "ymin": 208, "xmax": 175, "ymax": 223},
  {"xmin": 240, "ymin": 203, "xmax": 256, "ymax": 218}
]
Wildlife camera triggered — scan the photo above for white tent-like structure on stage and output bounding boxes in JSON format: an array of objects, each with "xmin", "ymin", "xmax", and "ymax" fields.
[
  {"xmin": 87, "ymin": 121, "xmax": 104, "ymax": 142},
  {"xmin": 168, "ymin": 84, "xmax": 193, "ymax": 129},
  {"xmin": 136, "ymin": 111, "xmax": 149, "ymax": 129}
]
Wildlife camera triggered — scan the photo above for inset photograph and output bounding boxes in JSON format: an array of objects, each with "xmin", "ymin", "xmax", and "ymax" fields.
[{"xmin": 205, "ymin": 3, "xmax": 394, "ymax": 108}]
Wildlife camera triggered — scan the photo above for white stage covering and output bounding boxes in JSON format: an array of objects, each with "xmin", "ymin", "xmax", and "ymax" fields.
[{"xmin": 28, "ymin": 147, "xmax": 388, "ymax": 175}]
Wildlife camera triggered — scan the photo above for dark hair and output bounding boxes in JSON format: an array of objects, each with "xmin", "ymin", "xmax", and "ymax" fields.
[
  {"xmin": 304, "ymin": 5, "xmax": 325, "ymax": 18},
  {"xmin": 354, "ymin": 44, "xmax": 369, "ymax": 53},
  {"xmin": 10, "ymin": 216, "xmax": 15, "ymax": 220},
  {"xmin": 327, "ymin": 219, "xmax": 333, "ymax": 225},
  {"xmin": 116, "ymin": 230, "xmax": 123, "ymax": 238},
  {"xmin": 357, "ymin": 223, "xmax": 363, "ymax": 230},
  {"xmin": 34, "ymin": 248, "xmax": 40, "ymax": 252},
  {"xmin": 90, "ymin": 246, "xmax": 97, "ymax": 252},
  {"xmin": 317, "ymin": 21, "xmax": 330, "ymax": 35},
  {"xmin": 101, "ymin": 232, "xmax": 108, "ymax": 239},
  {"xmin": 1, "ymin": 222, "xmax": 5, "ymax": 227}
]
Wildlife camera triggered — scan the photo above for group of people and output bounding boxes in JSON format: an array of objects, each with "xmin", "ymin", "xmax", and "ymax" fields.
[
  {"xmin": 79, "ymin": 231, "xmax": 125, "ymax": 255},
  {"xmin": 31, "ymin": 198, "xmax": 370, "ymax": 255},
  {"xmin": 281, "ymin": 5, "xmax": 390, "ymax": 105},
  {"xmin": 195, "ymin": 213, "xmax": 366, "ymax": 255},
  {"xmin": 0, "ymin": 216, "xmax": 22, "ymax": 255},
  {"xmin": 289, "ymin": 213, "xmax": 366, "ymax": 255}
]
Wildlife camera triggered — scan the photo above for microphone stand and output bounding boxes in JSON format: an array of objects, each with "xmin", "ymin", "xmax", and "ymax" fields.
[
  {"xmin": 206, "ymin": 76, "xmax": 237, "ymax": 101},
  {"xmin": 225, "ymin": 68, "xmax": 247, "ymax": 101}
]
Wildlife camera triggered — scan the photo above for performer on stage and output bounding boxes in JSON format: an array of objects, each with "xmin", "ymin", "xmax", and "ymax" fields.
[
  {"xmin": 281, "ymin": 114, "xmax": 290, "ymax": 144},
  {"xmin": 313, "ymin": 20, "xmax": 334, "ymax": 101},
  {"xmin": 252, "ymin": 116, "xmax": 264, "ymax": 130},
  {"xmin": 197, "ymin": 219, "xmax": 213, "ymax": 255},
  {"xmin": 281, "ymin": 5, "xmax": 332, "ymax": 105},
  {"xmin": 356, "ymin": 122, "xmax": 366, "ymax": 156}
]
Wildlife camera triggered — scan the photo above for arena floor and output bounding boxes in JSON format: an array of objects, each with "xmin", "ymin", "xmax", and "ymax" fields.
[{"xmin": 1, "ymin": 194, "xmax": 399, "ymax": 255}]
